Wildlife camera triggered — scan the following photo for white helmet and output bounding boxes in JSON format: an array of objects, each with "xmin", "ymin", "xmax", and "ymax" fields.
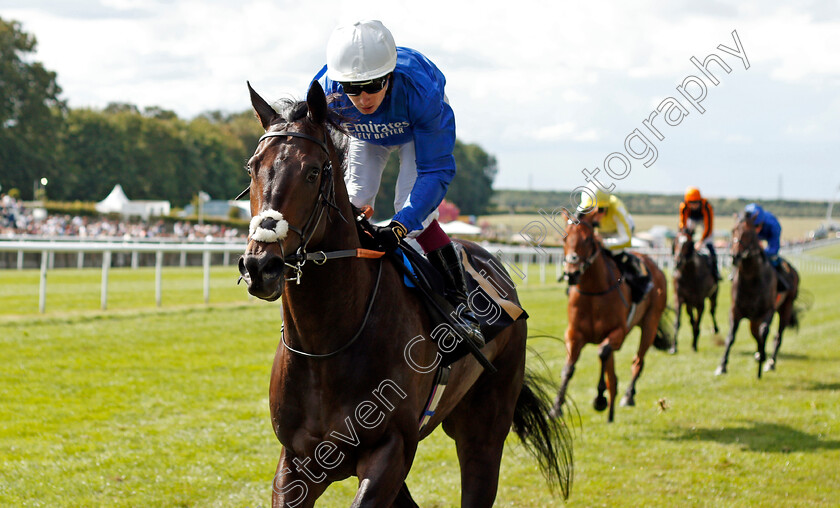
[{"xmin": 326, "ymin": 20, "xmax": 397, "ymax": 82}]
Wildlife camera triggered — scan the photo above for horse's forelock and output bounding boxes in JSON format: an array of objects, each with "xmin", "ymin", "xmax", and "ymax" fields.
[
  {"xmin": 268, "ymin": 98, "xmax": 307, "ymax": 124},
  {"xmin": 268, "ymin": 97, "xmax": 349, "ymax": 176}
]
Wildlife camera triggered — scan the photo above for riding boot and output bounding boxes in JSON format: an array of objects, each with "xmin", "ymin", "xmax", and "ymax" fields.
[
  {"xmin": 618, "ymin": 251, "xmax": 652, "ymax": 304},
  {"xmin": 427, "ymin": 243, "xmax": 486, "ymax": 349},
  {"xmin": 707, "ymin": 247, "xmax": 721, "ymax": 281},
  {"xmin": 774, "ymin": 263, "xmax": 790, "ymax": 292}
]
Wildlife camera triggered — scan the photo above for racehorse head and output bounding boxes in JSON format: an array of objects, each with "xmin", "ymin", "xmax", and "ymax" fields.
[
  {"xmin": 731, "ymin": 212, "xmax": 762, "ymax": 267},
  {"xmin": 238, "ymin": 81, "xmax": 346, "ymax": 300},
  {"xmin": 673, "ymin": 228, "xmax": 695, "ymax": 269},
  {"xmin": 562, "ymin": 212, "xmax": 598, "ymax": 285}
]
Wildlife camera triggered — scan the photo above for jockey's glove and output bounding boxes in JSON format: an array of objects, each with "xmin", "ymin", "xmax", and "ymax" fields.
[{"xmin": 371, "ymin": 220, "xmax": 407, "ymax": 251}]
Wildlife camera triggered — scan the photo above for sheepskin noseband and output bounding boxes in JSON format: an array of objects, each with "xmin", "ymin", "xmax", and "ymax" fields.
[{"xmin": 249, "ymin": 209, "xmax": 289, "ymax": 243}]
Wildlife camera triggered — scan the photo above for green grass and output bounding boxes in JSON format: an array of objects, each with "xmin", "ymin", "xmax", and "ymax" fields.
[
  {"xmin": 808, "ymin": 242, "xmax": 840, "ymax": 260},
  {"xmin": 0, "ymin": 266, "xmax": 251, "ymax": 317},
  {"xmin": 1, "ymin": 266, "xmax": 839, "ymax": 506}
]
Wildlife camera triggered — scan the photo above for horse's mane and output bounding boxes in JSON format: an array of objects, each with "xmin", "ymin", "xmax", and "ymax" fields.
[{"xmin": 271, "ymin": 96, "xmax": 351, "ymax": 175}]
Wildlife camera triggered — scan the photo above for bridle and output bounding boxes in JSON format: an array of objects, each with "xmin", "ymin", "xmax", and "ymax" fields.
[
  {"xmin": 245, "ymin": 128, "xmax": 353, "ymax": 284},
  {"xmin": 673, "ymin": 232, "xmax": 694, "ymax": 270},
  {"xmin": 563, "ymin": 220, "xmax": 624, "ymax": 298},
  {"xmin": 731, "ymin": 221, "xmax": 763, "ymax": 267},
  {"xmin": 563, "ymin": 221, "xmax": 601, "ymax": 282},
  {"xmin": 244, "ymin": 127, "xmax": 386, "ymax": 359}
]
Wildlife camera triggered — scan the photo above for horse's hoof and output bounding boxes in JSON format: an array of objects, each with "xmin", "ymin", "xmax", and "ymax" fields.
[
  {"xmin": 715, "ymin": 366, "xmax": 726, "ymax": 376},
  {"xmin": 668, "ymin": 346, "xmax": 677, "ymax": 355},
  {"xmin": 549, "ymin": 406, "xmax": 563, "ymax": 419},
  {"xmin": 764, "ymin": 360, "xmax": 776, "ymax": 372},
  {"xmin": 593, "ymin": 395, "xmax": 608, "ymax": 412},
  {"xmin": 754, "ymin": 352, "xmax": 766, "ymax": 363},
  {"xmin": 620, "ymin": 396, "xmax": 635, "ymax": 407}
]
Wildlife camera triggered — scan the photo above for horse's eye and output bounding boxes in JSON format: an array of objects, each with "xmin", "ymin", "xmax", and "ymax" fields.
[{"xmin": 306, "ymin": 166, "xmax": 320, "ymax": 183}]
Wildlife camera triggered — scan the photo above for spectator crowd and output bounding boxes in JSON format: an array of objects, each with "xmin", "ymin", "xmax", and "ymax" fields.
[{"xmin": 1, "ymin": 194, "xmax": 245, "ymax": 241}]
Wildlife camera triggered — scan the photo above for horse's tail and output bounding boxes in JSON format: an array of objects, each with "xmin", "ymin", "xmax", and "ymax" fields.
[
  {"xmin": 653, "ymin": 307, "xmax": 676, "ymax": 351},
  {"xmin": 512, "ymin": 368, "xmax": 574, "ymax": 500},
  {"xmin": 790, "ymin": 288, "xmax": 814, "ymax": 331}
]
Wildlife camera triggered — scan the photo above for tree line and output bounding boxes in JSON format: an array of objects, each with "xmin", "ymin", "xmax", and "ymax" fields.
[{"xmin": 0, "ymin": 18, "xmax": 497, "ymax": 213}]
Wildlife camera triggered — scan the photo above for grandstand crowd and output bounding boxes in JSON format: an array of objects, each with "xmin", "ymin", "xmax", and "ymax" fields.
[{"xmin": 1, "ymin": 194, "xmax": 244, "ymax": 240}]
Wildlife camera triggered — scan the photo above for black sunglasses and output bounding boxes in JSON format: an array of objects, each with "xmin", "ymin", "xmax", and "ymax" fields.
[{"xmin": 339, "ymin": 75, "xmax": 389, "ymax": 96}]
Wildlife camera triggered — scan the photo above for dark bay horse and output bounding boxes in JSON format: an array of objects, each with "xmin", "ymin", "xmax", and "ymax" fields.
[
  {"xmin": 551, "ymin": 214, "xmax": 671, "ymax": 423},
  {"xmin": 670, "ymin": 228, "xmax": 720, "ymax": 353},
  {"xmin": 237, "ymin": 81, "xmax": 572, "ymax": 507},
  {"xmin": 716, "ymin": 214, "xmax": 800, "ymax": 377}
]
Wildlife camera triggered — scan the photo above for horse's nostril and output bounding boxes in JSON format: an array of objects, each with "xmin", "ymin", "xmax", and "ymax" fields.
[{"xmin": 262, "ymin": 256, "xmax": 285, "ymax": 280}]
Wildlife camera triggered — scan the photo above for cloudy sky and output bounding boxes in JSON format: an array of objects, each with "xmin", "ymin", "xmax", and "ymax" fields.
[{"xmin": 5, "ymin": 0, "xmax": 840, "ymax": 203}]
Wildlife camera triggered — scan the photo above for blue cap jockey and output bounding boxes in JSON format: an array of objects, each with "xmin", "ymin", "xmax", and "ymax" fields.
[{"xmin": 744, "ymin": 203, "xmax": 782, "ymax": 266}]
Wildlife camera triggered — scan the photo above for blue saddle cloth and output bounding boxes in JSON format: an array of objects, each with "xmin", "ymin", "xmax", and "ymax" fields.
[{"xmin": 393, "ymin": 243, "xmax": 528, "ymax": 367}]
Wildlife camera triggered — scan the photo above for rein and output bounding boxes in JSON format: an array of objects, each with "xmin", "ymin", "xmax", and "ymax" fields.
[
  {"xmin": 571, "ymin": 249, "xmax": 624, "ymax": 297},
  {"xmin": 281, "ymin": 258, "xmax": 384, "ymax": 358},
  {"xmin": 565, "ymin": 221, "xmax": 626, "ymax": 302}
]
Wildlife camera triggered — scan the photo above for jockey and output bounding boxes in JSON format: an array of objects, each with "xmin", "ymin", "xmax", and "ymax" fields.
[
  {"xmin": 313, "ymin": 20, "xmax": 483, "ymax": 347},
  {"xmin": 576, "ymin": 184, "xmax": 653, "ymax": 303},
  {"xmin": 744, "ymin": 203, "xmax": 788, "ymax": 290},
  {"xmin": 679, "ymin": 186, "xmax": 721, "ymax": 280}
]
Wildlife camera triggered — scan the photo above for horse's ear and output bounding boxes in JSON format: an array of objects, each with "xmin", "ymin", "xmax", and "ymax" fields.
[
  {"xmin": 247, "ymin": 81, "xmax": 277, "ymax": 131},
  {"xmin": 306, "ymin": 80, "xmax": 328, "ymax": 124}
]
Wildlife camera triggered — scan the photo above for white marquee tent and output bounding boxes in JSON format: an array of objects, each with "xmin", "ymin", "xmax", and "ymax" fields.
[
  {"xmin": 95, "ymin": 184, "xmax": 170, "ymax": 219},
  {"xmin": 94, "ymin": 184, "xmax": 130, "ymax": 214}
]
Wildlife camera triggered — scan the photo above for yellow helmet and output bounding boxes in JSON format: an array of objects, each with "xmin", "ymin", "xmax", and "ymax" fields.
[
  {"xmin": 577, "ymin": 186, "xmax": 611, "ymax": 212},
  {"xmin": 684, "ymin": 186, "xmax": 702, "ymax": 202}
]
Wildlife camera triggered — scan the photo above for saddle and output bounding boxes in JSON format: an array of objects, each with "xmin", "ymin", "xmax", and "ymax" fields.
[
  {"xmin": 394, "ymin": 242, "xmax": 528, "ymax": 368},
  {"xmin": 609, "ymin": 250, "xmax": 651, "ymax": 303},
  {"xmin": 354, "ymin": 213, "xmax": 527, "ymax": 369},
  {"xmin": 775, "ymin": 257, "xmax": 793, "ymax": 292},
  {"xmin": 694, "ymin": 251, "xmax": 717, "ymax": 272}
]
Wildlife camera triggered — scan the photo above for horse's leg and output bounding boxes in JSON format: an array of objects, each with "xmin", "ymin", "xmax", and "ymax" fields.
[
  {"xmin": 593, "ymin": 340, "xmax": 610, "ymax": 414},
  {"xmin": 692, "ymin": 300, "xmax": 705, "ymax": 352},
  {"xmin": 670, "ymin": 298, "xmax": 682, "ymax": 354},
  {"xmin": 750, "ymin": 311, "xmax": 774, "ymax": 379},
  {"xmin": 767, "ymin": 298, "xmax": 793, "ymax": 372},
  {"xmin": 709, "ymin": 287, "xmax": 720, "ymax": 335},
  {"xmin": 271, "ymin": 448, "xmax": 329, "ymax": 508},
  {"xmin": 594, "ymin": 333, "xmax": 621, "ymax": 422},
  {"xmin": 621, "ymin": 313, "xmax": 658, "ymax": 408},
  {"xmin": 716, "ymin": 309, "xmax": 742, "ymax": 375},
  {"xmin": 392, "ymin": 483, "xmax": 419, "ymax": 508},
  {"xmin": 604, "ymin": 348, "xmax": 618, "ymax": 423},
  {"xmin": 443, "ymin": 329, "xmax": 524, "ymax": 507},
  {"xmin": 551, "ymin": 331, "xmax": 585, "ymax": 417},
  {"xmin": 351, "ymin": 432, "xmax": 415, "ymax": 508}
]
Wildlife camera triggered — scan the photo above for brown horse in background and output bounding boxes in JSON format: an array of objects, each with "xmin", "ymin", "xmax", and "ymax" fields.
[
  {"xmin": 670, "ymin": 228, "xmax": 720, "ymax": 353},
  {"xmin": 551, "ymin": 213, "xmax": 671, "ymax": 422},
  {"xmin": 715, "ymin": 213, "xmax": 800, "ymax": 378},
  {"xmin": 237, "ymin": 81, "xmax": 572, "ymax": 507}
]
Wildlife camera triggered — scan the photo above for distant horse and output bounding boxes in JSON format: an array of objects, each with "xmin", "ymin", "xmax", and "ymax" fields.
[
  {"xmin": 551, "ymin": 213, "xmax": 671, "ymax": 422},
  {"xmin": 237, "ymin": 81, "xmax": 572, "ymax": 507},
  {"xmin": 715, "ymin": 213, "xmax": 800, "ymax": 377},
  {"xmin": 670, "ymin": 228, "xmax": 720, "ymax": 353}
]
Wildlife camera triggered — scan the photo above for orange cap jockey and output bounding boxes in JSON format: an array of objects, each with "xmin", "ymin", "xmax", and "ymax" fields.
[{"xmin": 679, "ymin": 186, "xmax": 714, "ymax": 241}]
